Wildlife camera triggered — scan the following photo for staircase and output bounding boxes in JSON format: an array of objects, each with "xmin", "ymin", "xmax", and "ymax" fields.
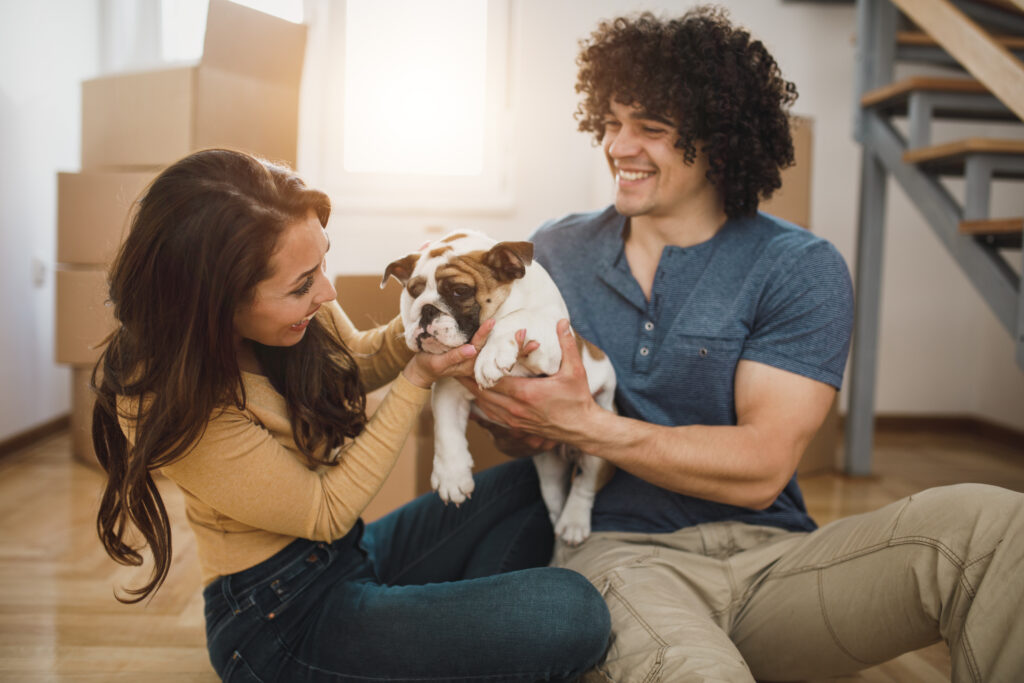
[{"xmin": 846, "ymin": 0, "xmax": 1024, "ymax": 475}]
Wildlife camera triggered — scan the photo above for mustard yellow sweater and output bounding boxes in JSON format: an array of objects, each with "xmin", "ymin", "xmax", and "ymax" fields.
[{"xmin": 120, "ymin": 300, "xmax": 426, "ymax": 585}]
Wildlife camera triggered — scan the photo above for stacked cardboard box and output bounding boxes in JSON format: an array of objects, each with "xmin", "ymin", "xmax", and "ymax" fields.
[
  {"xmin": 56, "ymin": 0, "xmax": 307, "ymax": 466},
  {"xmin": 338, "ymin": 115, "xmax": 833, "ymax": 521}
]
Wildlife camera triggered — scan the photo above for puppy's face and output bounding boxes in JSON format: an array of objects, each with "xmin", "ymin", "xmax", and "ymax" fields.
[{"xmin": 383, "ymin": 231, "xmax": 534, "ymax": 354}]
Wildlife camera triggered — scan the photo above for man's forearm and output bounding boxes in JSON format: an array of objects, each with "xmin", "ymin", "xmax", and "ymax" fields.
[{"xmin": 568, "ymin": 408, "xmax": 799, "ymax": 510}]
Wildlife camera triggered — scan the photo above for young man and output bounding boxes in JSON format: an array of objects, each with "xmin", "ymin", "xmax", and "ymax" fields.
[{"xmin": 465, "ymin": 8, "xmax": 1024, "ymax": 681}]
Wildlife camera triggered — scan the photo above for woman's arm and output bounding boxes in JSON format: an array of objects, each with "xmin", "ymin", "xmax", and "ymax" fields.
[
  {"xmin": 160, "ymin": 372, "xmax": 430, "ymax": 541},
  {"xmin": 155, "ymin": 320, "xmax": 488, "ymax": 542},
  {"xmin": 320, "ymin": 301, "xmax": 414, "ymax": 393}
]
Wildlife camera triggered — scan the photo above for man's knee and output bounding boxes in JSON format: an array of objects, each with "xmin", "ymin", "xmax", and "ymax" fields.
[{"xmin": 897, "ymin": 484, "xmax": 1024, "ymax": 556}]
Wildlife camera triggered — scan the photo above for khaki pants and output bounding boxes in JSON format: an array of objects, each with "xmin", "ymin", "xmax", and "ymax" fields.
[{"xmin": 553, "ymin": 484, "xmax": 1024, "ymax": 683}]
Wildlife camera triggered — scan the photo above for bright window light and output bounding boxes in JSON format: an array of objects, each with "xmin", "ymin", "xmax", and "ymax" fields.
[
  {"xmin": 342, "ymin": 0, "xmax": 488, "ymax": 176},
  {"xmin": 161, "ymin": 0, "xmax": 303, "ymax": 63}
]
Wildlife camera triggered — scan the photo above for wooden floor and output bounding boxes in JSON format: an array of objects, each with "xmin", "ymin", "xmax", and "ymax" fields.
[{"xmin": 0, "ymin": 427, "xmax": 1021, "ymax": 682}]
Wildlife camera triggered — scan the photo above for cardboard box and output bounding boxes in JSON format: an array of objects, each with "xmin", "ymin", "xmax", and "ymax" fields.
[
  {"xmin": 57, "ymin": 171, "xmax": 155, "ymax": 265},
  {"xmin": 56, "ymin": 268, "xmax": 114, "ymax": 366},
  {"xmin": 81, "ymin": 0, "xmax": 306, "ymax": 169},
  {"xmin": 761, "ymin": 116, "xmax": 813, "ymax": 229}
]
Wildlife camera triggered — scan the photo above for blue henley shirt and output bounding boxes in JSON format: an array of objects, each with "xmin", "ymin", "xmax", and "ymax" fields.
[{"xmin": 531, "ymin": 206, "xmax": 854, "ymax": 534}]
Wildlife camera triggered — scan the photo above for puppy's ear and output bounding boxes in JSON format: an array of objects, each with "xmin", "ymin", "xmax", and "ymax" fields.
[
  {"xmin": 381, "ymin": 253, "xmax": 420, "ymax": 288},
  {"xmin": 484, "ymin": 241, "xmax": 534, "ymax": 282}
]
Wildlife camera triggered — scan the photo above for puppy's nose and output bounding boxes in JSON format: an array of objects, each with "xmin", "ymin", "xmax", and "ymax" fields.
[{"xmin": 420, "ymin": 304, "xmax": 442, "ymax": 325}]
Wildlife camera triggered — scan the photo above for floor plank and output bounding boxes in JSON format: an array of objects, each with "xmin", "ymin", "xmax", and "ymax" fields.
[{"xmin": 0, "ymin": 426, "xmax": 1020, "ymax": 680}]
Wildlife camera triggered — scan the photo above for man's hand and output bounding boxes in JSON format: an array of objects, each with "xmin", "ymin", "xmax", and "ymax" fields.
[{"xmin": 458, "ymin": 319, "xmax": 602, "ymax": 446}]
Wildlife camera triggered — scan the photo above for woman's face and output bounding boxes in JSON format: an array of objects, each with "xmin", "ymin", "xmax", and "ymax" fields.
[{"xmin": 233, "ymin": 209, "xmax": 336, "ymax": 349}]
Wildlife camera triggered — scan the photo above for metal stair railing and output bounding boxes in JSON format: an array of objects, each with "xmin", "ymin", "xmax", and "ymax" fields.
[{"xmin": 846, "ymin": 0, "xmax": 1024, "ymax": 476}]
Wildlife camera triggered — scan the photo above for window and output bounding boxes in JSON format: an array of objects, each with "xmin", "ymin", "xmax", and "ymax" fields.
[
  {"xmin": 342, "ymin": 0, "xmax": 486, "ymax": 176},
  {"xmin": 313, "ymin": 0, "xmax": 514, "ymax": 213}
]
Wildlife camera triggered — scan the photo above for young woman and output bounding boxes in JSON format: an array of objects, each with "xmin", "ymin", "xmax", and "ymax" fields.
[{"xmin": 92, "ymin": 148, "xmax": 609, "ymax": 682}]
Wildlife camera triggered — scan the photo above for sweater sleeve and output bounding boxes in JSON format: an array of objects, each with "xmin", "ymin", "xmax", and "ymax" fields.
[
  {"xmin": 319, "ymin": 300, "xmax": 414, "ymax": 393},
  {"xmin": 156, "ymin": 373, "xmax": 430, "ymax": 542}
]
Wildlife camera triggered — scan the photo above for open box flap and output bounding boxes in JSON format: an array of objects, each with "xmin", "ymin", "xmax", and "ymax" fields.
[{"xmin": 200, "ymin": 0, "xmax": 306, "ymax": 86}]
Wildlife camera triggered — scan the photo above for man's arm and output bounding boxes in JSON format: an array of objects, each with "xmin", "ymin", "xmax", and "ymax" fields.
[{"xmin": 462, "ymin": 319, "xmax": 836, "ymax": 510}]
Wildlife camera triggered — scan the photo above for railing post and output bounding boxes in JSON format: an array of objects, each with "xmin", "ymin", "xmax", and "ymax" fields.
[
  {"xmin": 854, "ymin": 0, "xmax": 899, "ymax": 142},
  {"xmin": 846, "ymin": 127, "xmax": 890, "ymax": 476},
  {"xmin": 847, "ymin": 0, "xmax": 899, "ymax": 476},
  {"xmin": 1018, "ymin": 247, "xmax": 1024, "ymax": 370}
]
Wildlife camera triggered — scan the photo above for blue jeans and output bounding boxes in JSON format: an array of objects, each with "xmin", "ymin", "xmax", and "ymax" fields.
[{"xmin": 202, "ymin": 459, "xmax": 611, "ymax": 682}]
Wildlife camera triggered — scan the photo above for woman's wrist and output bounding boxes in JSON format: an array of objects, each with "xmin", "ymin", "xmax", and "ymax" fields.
[{"xmin": 401, "ymin": 361, "xmax": 433, "ymax": 389}]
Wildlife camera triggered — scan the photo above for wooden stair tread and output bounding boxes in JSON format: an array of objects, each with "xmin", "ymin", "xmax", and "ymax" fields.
[
  {"xmin": 903, "ymin": 138, "xmax": 1024, "ymax": 166},
  {"xmin": 960, "ymin": 217, "xmax": 1024, "ymax": 235},
  {"xmin": 861, "ymin": 77, "xmax": 989, "ymax": 108},
  {"xmin": 898, "ymin": 30, "xmax": 1024, "ymax": 50},
  {"xmin": 970, "ymin": 0, "xmax": 1024, "ymax": 16}
]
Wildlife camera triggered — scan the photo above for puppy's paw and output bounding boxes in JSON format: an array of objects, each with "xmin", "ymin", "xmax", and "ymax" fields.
[
  {"xmin": 524, "ymin": 344, "xmax": 561, "ymax": 377},
  {"xmin": 554, "ymin": 511, "xmax": 591, "ymax": 546},
  {"xmin": 475, "ymin": 336, "xmax": 519, "ymax": 389},
  {"xmin": 430, "ymin": 460, "xmax": 475, "ymax": 506},
  {"xmin": 554, "ymin": 496, "xmax": 593, "ymax": 546}
]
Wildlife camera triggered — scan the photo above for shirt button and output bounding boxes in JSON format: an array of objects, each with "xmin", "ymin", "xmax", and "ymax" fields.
[
  {"xmin": 640, "ymin": 346, "xmax": 650, "ymax": 356},
  {"xmin": 644, "ymin": 321, "xmax": 654, "ymax": 331}
]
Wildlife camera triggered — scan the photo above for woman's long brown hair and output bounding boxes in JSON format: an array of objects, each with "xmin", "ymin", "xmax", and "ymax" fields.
[{"xmin": 92, "ymin": 149, "xmax": 367, "ymax": 603}]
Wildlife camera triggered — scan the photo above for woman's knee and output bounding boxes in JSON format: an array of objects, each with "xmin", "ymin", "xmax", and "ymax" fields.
[{"xmin": 533, "ymin": 568, "xmax": 611, "ymax": 660}]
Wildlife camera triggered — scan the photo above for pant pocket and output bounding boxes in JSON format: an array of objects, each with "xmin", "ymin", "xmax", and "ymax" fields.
[
  {"xmin": 591, "ymin": 571, "xmax": 669, "ymax": 683},
  {"xmin": 222, "ymin": 650, "xmax": 265, "ymax": 682}
]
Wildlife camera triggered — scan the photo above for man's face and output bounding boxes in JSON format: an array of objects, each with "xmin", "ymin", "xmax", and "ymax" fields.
[{"xmin": 602, "ymin": 99, "xmax": 715, "ymax": 220}]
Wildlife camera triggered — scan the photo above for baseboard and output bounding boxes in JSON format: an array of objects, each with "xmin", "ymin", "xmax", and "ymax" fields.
[
  {"xmin": 0, "ymin": 415, "xmax": 71, "ymax": 460},
  {"xmin": 840, "ymin": 414, "xmax": 1024, "ymax": 451}
]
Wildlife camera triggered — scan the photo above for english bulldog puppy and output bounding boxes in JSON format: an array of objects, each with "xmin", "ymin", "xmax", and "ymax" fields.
[{"xmin": 382, "ymin": 230, "xmax": 616, "ymax": 545}]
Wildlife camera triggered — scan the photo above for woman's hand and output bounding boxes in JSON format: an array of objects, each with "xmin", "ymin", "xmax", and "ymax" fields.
[{"xmin": 401, "ymin": 319, "xmax": 496, "ymax": 388}]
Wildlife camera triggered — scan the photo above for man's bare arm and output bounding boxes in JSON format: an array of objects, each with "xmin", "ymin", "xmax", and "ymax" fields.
[{"xmin": 463, "ymin": 320, "xmax": 835, "ymax": 510}]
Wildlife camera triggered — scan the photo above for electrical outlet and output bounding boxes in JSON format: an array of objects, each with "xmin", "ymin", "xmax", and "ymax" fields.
[{"xmin": 32, "ymin": 257, "xmax": 47, "ymax": 288}]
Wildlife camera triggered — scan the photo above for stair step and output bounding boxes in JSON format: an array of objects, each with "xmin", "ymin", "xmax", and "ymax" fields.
[
  {"xmin": 903, "ymin": 138, "xmax": 1024, "ymax": 176},
  {"xmin": 960, "ymin": 217, "xmax": 1024, "ymax": 234},
  {"xmin": 861, "ymin": 77, "xmax": 990, "ymax": 110},
  {"xmin": 960, "ymin": 217, "xmax": 1024, "ymax": 248},
  {"xmin": 970, "ymin": 0, "xmax": 1024, "ymax": 16},
  {"xmin": 897, "ymin": 30, "xmax": 1024, "ymax": 51}
]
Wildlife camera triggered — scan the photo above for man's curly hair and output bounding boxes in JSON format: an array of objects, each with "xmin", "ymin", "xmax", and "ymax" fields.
[{"xmin": 575, "ymin": 6, "xmax": 798, "ymax": 218}]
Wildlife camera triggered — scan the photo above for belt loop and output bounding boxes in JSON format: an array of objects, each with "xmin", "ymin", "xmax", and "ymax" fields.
[{"xmin": 221, "ymin": 574, "xmax": 253, "ymax": 616}]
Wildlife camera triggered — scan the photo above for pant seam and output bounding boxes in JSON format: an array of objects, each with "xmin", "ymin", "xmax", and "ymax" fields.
[
  {"xmin": 957, "ymin": 626, "xmax": 983, "ymax": 683},
  {"xmin": 763, "ymin": 535, "xmax": 969, "ymax": 581},
  {"xmin": 816, "ymin": 568, "xmax": 873, "ymax": 666},
  {"xmin": 495, "ymin": 502, "xmax": 541, "ymax": 573},
  {"xmin": 385, "ymin": 472, "xmax": 536, "ymax": 585},
  {"xmin": 606, "ymin": 582, "xmax": 667, "ymax": 683},
  {"xmin": 762, "ymin": 535, "xmax": 982, "ymax": 673}
]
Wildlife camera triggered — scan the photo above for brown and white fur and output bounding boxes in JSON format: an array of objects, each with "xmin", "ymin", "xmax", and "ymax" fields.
[{"xmin": 382, "ymin": 230, "xmax": 615, "ymax": 545}]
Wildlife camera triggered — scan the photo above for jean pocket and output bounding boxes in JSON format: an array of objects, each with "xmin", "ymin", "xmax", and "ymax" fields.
[
  {"xmin": 222, "ymin": 650, "xmax": 264, "ymax": 682},
  {"xmin": 249, "ymin": 543, "xmax": 331, "ymax": 620}
]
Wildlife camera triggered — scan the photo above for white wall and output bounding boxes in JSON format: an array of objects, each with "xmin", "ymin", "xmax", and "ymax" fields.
[
  {"xmin": 0, "ymin": 1, "xmax": 99, "ymax": 442},
  {"xmin": 2, "ymin": 0, "xmax": 1021, "ymax": 443}
]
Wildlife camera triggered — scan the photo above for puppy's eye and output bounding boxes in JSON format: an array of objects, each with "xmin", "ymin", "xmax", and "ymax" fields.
[
  {"xmin": 408, "ymin": 280, "xmax": 426, "ymax": 298},
  {"xmin": 451, "ymin": 284, "xmax": 474, "ymax": 299}
]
